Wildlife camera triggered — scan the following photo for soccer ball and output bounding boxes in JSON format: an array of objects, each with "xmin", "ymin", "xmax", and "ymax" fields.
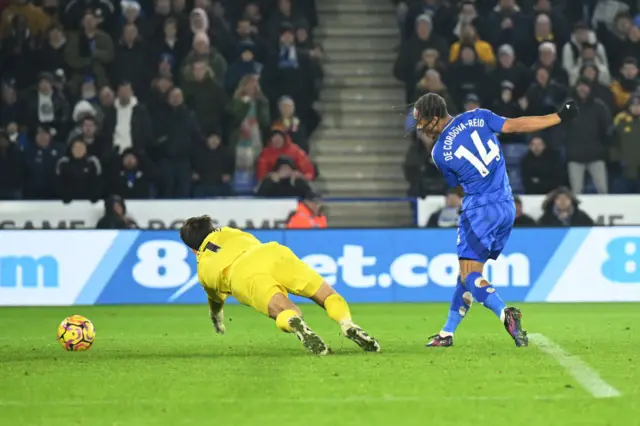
[{"xmin": 57, "ymin": 315, "xmax": 96, "ymax": 351}]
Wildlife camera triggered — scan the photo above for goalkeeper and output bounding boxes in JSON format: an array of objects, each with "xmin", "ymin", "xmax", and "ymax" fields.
[{"xmin": 179, "ymin": 216, "xmax": 380, "ymax": 355}]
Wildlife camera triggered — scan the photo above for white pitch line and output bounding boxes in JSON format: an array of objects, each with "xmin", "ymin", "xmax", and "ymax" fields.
[{"xmin": 530, "ymin": 333, "xmax": 621, "ymax": 399}]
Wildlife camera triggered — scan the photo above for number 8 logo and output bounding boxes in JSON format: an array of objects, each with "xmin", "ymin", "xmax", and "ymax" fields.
[{"xmin": 132, "ymin": 240, "xmax": 193, "ymax": 288}]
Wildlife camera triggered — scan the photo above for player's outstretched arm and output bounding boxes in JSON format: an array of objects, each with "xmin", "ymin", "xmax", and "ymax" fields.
[
  {"xmin": 501, "ymin": 101, "xmax": 578, "ymax": 134},
  {"xmin": 204, "ymin": 288, "xmax": 227, "ymax": 335}
]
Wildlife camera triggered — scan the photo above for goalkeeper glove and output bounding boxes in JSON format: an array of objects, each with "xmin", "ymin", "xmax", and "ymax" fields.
[
  {"xmin": 557, "ymin": 101, "xmax": 579, "ymax": 122},
  {"xmin": 210, "ymin": 309, "xmax": 226, "ymax": 335}
]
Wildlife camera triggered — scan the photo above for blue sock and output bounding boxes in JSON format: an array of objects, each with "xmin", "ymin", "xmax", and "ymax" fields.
[
  {"xmin": 442, "ymin": 276, "xmax": 472, "ymax": 334},
  {"xmin": 464, "ymin": 271, "xmax": 506, "ymax": 320}
]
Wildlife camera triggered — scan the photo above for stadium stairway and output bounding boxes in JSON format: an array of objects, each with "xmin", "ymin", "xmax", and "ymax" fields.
[{"xmin": 313, "ymin": 0, "xmax": 413, "ymax": 227}]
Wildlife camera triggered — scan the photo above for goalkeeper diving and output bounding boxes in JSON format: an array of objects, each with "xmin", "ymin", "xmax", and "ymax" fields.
[{"xmin": 179, "ymin": 216, "xmax": 381, "ymax": 355}]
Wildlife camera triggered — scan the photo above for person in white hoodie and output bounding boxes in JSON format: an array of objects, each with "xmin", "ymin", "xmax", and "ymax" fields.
[
  {"xmin": 562, "ymin": 21, "xmax": 610, "ymax": 85},
  {"xmin": 107, "ymin": 81, "xmax": 152, "ymax": 155}
]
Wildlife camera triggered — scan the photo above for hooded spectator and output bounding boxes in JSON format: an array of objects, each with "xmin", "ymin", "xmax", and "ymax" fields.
[
  {"xmin": 394, "ymin": 14, "xmax": 448, "ymax": 102},
  {"xmin": 38, "ymin": 24, "xmax": 68, "ymax": 75},
  {"xmin": 182, "ymin": 60, "xmax": 228, "ymax": 137},
  {"xmin": 610, "ymin": 57, "xmax": 640, "ymax": 111},
  {"xmin": 488, "ymin": 44, "xmax": 531, "ymax": 103},
  {"xmin": 55, "ymin": 138, "xmax": 103, "ymax": 203},
  {"xmin": 257, "ymin": 129, "xmax": 314, "ymax": 182},
  {"xmin": 64, "ymin": 10, "xmax": 114, "ymax": 93},
  {"xmin": 0, "ymin": 14, "xmax": 39, "ymax": 90},
  {"xmin": 612, "ymin": 95, "xmax": 640, "ymax": 192},
  {"xmin": 256, "ymin": 155, "xmax": 312, "ymax": 198},
  {"xmin": 579, "ymin": 62, "xmax": 615, "ymax": 112},
  {"xmin": 182, "ymin": 31, "xmax": 227, "ymax": 85},
  {"xmin": 413, "ymin": 69, "xmax": 457, "ymax": 114},
  {"xmin": 449, "ymin": 22, "xmax": 495, "ymax": 67},
  {"xmin": 538, "ymin": 187, "xmax": 594, "ymax": 227},
  {"xmin": 286, "ymin": 192, "xmax": 327, "ymax": 229},
  {"xmin": 62, "ymin": 0, "xmax": 119, "ymax": 32},
  {"xmin": 565, "ymin": 78, "xmax": 612, "ymax": 194},
  {"xmin": 108, "ymin": 148, "xmax": 153, "ymax": 199},
  {"xmin": 192, "ymin": 133, "xmax": 234, "ymax": 197},
  {"xmin": 112, "ymin": 23, "xmax": 151, "ymax": 99},
  {"xmin": 513, "ymin": 195, "xmax": 536, "ymax": 227},
  {"xmin": 96, "ymin": 195, "xmax": 135, "ymax": 229},
  {"xmin": 447, "ymin": 44, "xmax": 487, "ymax": 110},
  {"xmin": 23, "ymin": 125, "xmax": 64, "ymax": 199},
  {"xmin": 24, "ymin": 72, "xmax": 70, "ymax": 137},
  {"xmin": 271, "ymin": 96, "xmax": 308, "ymax": 152},
  {"xmin": 522, "ymin": 66, "xmax": 568, "ymax": 116},
  {"xmin": 225, "ymin": 40, "xmax": 263, "ymax": 95},
  {"xmin": 532, "ymin": 42, "xmax": 568, "ymax": 86},
  {"xmin": 520, "ymin": 135, "xmax": 563, "ymax": 194},
  {"xmin": 426, "ymin": 189, "xmax": 461, "ymax": 228},
  {"xmin": 190, "ymin": 2, "xmax": 233, "ymax": 60},
  {"xmin": 153, "ymin": 87, "xmax": 201, "ymax": 198},
  {"xmin": 563, "ymin": 22, "xmax": 610, "ymax": 84},
  {"xmin": 0, "ymin": 0, "xmax": 51, "ymax": 39},
  {"xmin": 0, "ymin": 129, "xmax": 24, "ymax": 199},
  {"xmin": 152, "ymin": 17, "xmax": 189, "ymax": 78}
]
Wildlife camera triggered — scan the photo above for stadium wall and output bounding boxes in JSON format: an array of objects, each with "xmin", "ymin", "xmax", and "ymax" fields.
[{"xmin": 0, "ymin": 228, "xmax": 639, "ymax": 306}]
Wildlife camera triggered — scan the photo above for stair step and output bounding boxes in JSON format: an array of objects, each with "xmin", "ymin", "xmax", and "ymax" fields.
[
  {"xmin": 321, "ymin": 88, "xmax": 404, "ymax": 103},
  {"xmin": 316, "ymin": 27, "xmax": 398, "ymax": 37},
  {"xmin": 327, "ymin": 201, "xmax": 411, "ymax": 214},
  {"xmin": 318, "ymin": 13, "xmax": 395, "ymax": 28},
  {"xmin": 316, "ymin": 101, "xmax": 403, "ymax": 113},
  {"xmin": 325, "ymin": 50, "xmax": 396, "ymax": 63},
  {"xmin": 324, "ymin": 75, "xmax": 401, "ymax": 88},
  {"xmin": 322, "ymin": 179, "xmax": 407, "ymax": 192},
  {"xmin": 319, "ymin": 169, "xmax": 402, "ymax": 180},
  {"xmin": 315, "ymin": 153, "xmax": 401, "ymax": 164},
  {"xmin": 315, "ymin": 127, "xmax": 402, "ymax": 138},
  {"xmin": 313, "ymin": 141, "xmax": 407, "ymax": 155},
  {"xmin": 321, "ymin": 37, "xmax": 397, "ymax": 52},
  {"xmin": 323, "ymin": 63, "xmax": 391, "ymax": 77},
  {"xmin": 317, "ymin": 3, "xmax": 395, "ymax": 13},
  {"xmin": 320, "ymin": 113, "xmax": 404, "ymax": 129}
]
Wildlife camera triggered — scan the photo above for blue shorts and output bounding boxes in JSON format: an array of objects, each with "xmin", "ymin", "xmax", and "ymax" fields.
[{"xmin": 457, "ymin": 201, "xmax": 516, "ymax": 262}]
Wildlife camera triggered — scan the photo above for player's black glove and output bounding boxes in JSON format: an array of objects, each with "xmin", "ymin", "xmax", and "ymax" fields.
[{"xmin": 557, "ymin": 101, "xmax": 579, "ymax": 122}]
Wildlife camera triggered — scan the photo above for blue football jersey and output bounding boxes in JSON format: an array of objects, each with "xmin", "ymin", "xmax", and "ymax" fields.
[{"xmin": 431, "ymin": 109, "xmax": 513, "ymax": 210}]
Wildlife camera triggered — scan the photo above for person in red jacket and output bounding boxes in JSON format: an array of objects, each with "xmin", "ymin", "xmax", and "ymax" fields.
[
  {"xmin": 286, "ymin": 193, "xmax": 327, "ymax": 229},
  {"xmin": 257, "ymin": 129, "xmax": 315, "ymax": 181}
]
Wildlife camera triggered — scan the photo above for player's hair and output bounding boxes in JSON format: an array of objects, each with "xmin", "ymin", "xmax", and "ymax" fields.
[
  {"xmin": 414, "ymin": 93, "xmax": 448, "ymax": 133},
  {"xmin": 180, "ymin": 215, "xmax": 215, "ymax": 250}
]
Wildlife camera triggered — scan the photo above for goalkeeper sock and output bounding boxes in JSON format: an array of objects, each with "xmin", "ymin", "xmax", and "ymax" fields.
[
  {"xmin": 275, "ymin": 309, "xmax": 299, "ymax": 333},
  {"xmin": 441, "ymin": 276, "xmax": 472, "ymax": 335},
  {"xmin": 324, "ymin": 294, "xmax": 352, "ymax": 324},
  {"xmin": 464, "ymin": 272, "xmax": 506, "ymax": 320}
]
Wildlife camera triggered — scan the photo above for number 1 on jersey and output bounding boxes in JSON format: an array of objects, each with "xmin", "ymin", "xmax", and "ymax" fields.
[{"xmin": 454, "ymin": 130, "xmax": 501, "ymax": 177}]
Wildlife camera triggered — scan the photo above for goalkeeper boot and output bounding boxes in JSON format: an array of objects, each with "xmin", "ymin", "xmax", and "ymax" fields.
[
  {"xmin": 425, "ymin": 334, "xmax": 453, "ymax": 347},
  {"xmin": 503, "ymin": 307, "xmax": 528, "ymax": 347},
  {"xmin": 342, "ymin": 322, "xmax": 381, "ymax": 353},
  {"xmin": 289, "ymin": 317, "xmax": 330, "ymax": 355}
]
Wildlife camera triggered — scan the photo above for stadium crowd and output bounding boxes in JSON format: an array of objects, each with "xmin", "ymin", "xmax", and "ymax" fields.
[
  {"xmin": 399, "ymin": 0, "xmax": 640, "ymax": 199},
  {"xmin": 0, "ymin": 0, "xmax": 321, "ymax": 203}
]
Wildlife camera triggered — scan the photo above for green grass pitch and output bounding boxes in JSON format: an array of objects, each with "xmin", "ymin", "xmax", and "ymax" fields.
[{"xmin": 1, "ymin": 303, "xmax": 639, "ymax": 425}]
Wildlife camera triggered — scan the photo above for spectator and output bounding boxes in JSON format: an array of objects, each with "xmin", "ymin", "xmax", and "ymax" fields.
[
  {"xmin": 0, "ymin": 81, "xmax": 22, "ymax": 126},
  {"xmin": 96, "ymin": 195, "xmax": 135, "ymax": 229},
  {"xmin": 271, "ymin": 96, "xmax": 308, "ymax": 152},
  {"xmin": 579, "ymin": 62, "xmax": 615, "ymax": 112},
  {"xmin": 112, "ymin": 23, "xmax": 151, "ymax": 99},
  {"xmin": 451, "ymin": 1, "xmax": 487, "ymax": 43},
  {"xmin": 23, "ymin": 72, "xmax": 69, "ymax": 137},
  {"xmin": 240, "ymin": 2, "xmax": 266, "ymax": 40},
  {"xmin": 229, "ymin": 74, "xmax": 270, "ymax": 192},
  {"xmin": 426, "ymin": 189, "xmax": 461, "ymax": 228},
  {"xmin": 447, "ymin": 44, "xmax": 488, "ymax": 110},
  {"xmin": 463, "ymin": 93, "xmax": 481, "ymax": 111},
  {"xmin": 38, "ymin": 24, "xmax": 68, "ymax": 75},
  {"xmin": 531, "ymin": 0, "xmax": 569, "ymax": 46},
  {"xmin": 6, "ymin": 121, "xmax": 27, "ymax": 146},
  {"xmin": 563, "ymin": 22, "xmax": 610, "ymax": 85},
  {"xmin": 152, "ymin": 17, "xmax": 189, "ymax": 78},
  {"xmin": 256, "ymin": 155, "xmax": 311, "ymax": 198},
  {"xmin": 0, "ymin": 0, "xmax": 50, "ymax": 39},
  {"xmin": 488, "ymin": 44, "xmax": 531, "ymax": 104},
  {"xmin": 267, "ymin": 0, "xmax": 307, "ymax": 43},
  {"xmin": 121, "ymin": 0, "xmax": 152, "ymax": 40},
  {"xmin": 404, "ymin": 0, "xmax": 454, "ymax": 42},
  {"xmin": 69, "ymin": 115, "xmax": 109, "ymax": 161},
  {"xmin": 394, "ymin": 14, "xmax": 448, "ymax": 102},
  {"xmin": 23, "ymin": 125, "xmax": 63, "ymax": 199},
  {"xmin": 0, "ymin": 129, "xmax": 24, "ymax": 199},
  {"xmin": 232, "ymin": 17, "xmax": 266, "ymax": 62},
  {"xmin": 151, "ymin": 0, "xmax": 184, "ymax": 41},
  {"xmin": 191, "ymin": 0, "xmax": 233, "ymax": 61},
  {"xmin": 55, "ymin": 138, "xmax": 103, "ymax": 203},
  {"xmin": 412, "ymin": 69, "xmax": 457, "ymax": 113},
  {"xmin": 403, "ymin": 123, "xmax": 445, "ymax": 197},
  {"xmin": 591, "ymin": 0, "xmax": 631, "ymax": 34},
  {"xmin": 412, "ymin": 48, "xmax": 446, "ymax": 91},
  {"xmin": 520, "ymin": 135, "xmax": 563, "ymax": 194},
  {"xmin": 449, "ymin": 22, "xmax": 495, "ymax": 67},
  {"xmin": 538, "ymin": 187, "xmax": 594, "ymax": 227},
  {"xmin": 619, "ymin": 19, "xmax": 640, "ymax": 65},
  {"xmin": 486, "ymin": 0, "xmax": 528, "ymax": 50},
  {"xmin": 286, "ymin": 193, "xmax": 327, "ymax": 229},
  {"xmin": 225, "ymin": 40, "xmax": 263, "ymax": 95},
  {"xmin": 103, "ymin": 81, "xmax": 152, "ymax": 156},
  {"xmin": 182, "ymin": 60, "xmax": 228, "ymax": 137},
  {"xmin": 62, "ymin": 0, "xmax": 119, "ymax": 32},
  {"xmin": 108, "ymin": 148, "xmax": 153, "ymax": 199},
  {"xmin": 612, "ymin": 94, "xmax": 640, "ymax": 192},
  {"xmin": 565, "ymin": 78, "xmax": 612, "ymax": 194},
  {"xmin": 601, "ymin": 11, "xmax": 635, "ymax": 70},
  {"xmin": 533, "ymin": 42, "xmax": 568, "ymax": 86},
  {"xmin": 147, "ymin": 74, "xmax": 173, "ymax": 120},
  {"xmin": 513, "ymin": 195, "xmax": 536, "ymax": 227},
  {"xmin": 256, "ymin": 129, "xmax": 314, "ymax": 182},
  {"xmin": 610, "ymin": 57, "xmax": 639, "ymax": 111},
  {"xmin": 0, "ymin": 14, "xmax": 39, "ymax": 90},
  {"xmin": 492, "ymin": 81, "xmax": 523, "ymax": 119},
  {"xmin": 64, "ymin": 10, "xmax": 114, "ymax": 94},
  {"xmin": 154, "ymin": 87, "xmax": 200, "ymax": 198},
  {"xmin": 70, "ymin": 99, "xmax": 98, "ymax": 129},
  {"xmin": 192, "ymin": 133, "xmax": 234, "ymax": 197},
  {"xmin": 522, "ymin": 66, "xmax": 567, "ymax": 116},
  {"xmin": 182, "ymin": 31, "xmax": 227, "ymax": 85}
]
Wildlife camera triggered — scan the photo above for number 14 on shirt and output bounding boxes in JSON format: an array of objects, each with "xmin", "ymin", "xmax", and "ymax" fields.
[{"xmin": 454, "ymin": 130, "xmax": 501, "ymax": 177}]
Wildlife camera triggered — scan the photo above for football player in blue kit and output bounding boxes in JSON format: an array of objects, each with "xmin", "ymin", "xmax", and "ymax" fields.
[{"xmin": 413, "ymin": 93, "xmax": 579, "ymax": 347}]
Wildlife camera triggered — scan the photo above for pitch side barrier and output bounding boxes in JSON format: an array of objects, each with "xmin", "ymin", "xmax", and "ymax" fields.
[{"xmin": 0, "ymin": 227, "xmax": 638, "ymax": 305}]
